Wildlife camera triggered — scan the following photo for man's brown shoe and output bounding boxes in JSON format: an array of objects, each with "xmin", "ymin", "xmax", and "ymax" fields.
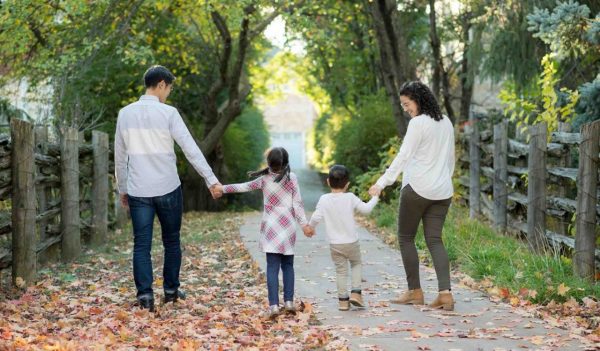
[
  {"xmin": 428, "ymin": 292, "xmax": 454, "ymax": 311},
  {"xmin": 390, "ymin": 288, "xmax": 424, "ymax": 305}
]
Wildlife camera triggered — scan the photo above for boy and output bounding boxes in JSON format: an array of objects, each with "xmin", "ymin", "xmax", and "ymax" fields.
[{"xmin": 307, "ymin": 165, "xmax": 379, "ymax": 310}]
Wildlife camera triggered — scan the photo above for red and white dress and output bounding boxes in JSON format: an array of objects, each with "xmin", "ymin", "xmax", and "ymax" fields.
[{"xmin": 223, "ymin": 172, "xmax": 308, "ymax": 255}]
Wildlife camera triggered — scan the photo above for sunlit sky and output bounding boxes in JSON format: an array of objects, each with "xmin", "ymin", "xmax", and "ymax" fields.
[{"xmin": 264, "ymin": 16, "xmax": 306, "ymax": 55}]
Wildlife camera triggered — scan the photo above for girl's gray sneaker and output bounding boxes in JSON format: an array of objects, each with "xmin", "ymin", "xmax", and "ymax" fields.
[
  {"xmin": 268, "ymin": 305, "xmax": 280, "ymax": 319},
  {"xmin": 284, "ymin": 301, "xmax": 296, "ymax": 314}
]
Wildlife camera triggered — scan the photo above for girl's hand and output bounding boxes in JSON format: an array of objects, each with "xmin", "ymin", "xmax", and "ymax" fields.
[
  {"xmin": 210, "ymin": 183, "xmax": 223, "ymax": 199},
  {"xmin": 302, "ymin": 225, "xmax": 314, "ymax": 237},
  {"xmin": 368, "ymin": 184, "xmax": 382, "ymax": 197}
]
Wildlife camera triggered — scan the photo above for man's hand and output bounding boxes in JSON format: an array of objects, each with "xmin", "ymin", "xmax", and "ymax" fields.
[
  {"xmin": 210, "ymin": 183, "xmax": 223, "ymax": 199},
  {"xmin": 368, "ymin": 184, "xmax": 382, "ymax": 197},
  {"xmin": 119, "ymin": 193, "xmax": 129, "ymax": 209}
]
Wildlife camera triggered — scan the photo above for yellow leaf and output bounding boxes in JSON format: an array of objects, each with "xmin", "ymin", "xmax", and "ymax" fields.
[{"xmin": 557, "ymin": 283, "xmax": 570, "ymax": 296}]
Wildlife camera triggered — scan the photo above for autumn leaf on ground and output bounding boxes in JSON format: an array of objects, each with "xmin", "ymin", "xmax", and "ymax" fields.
[{"xmin": 557, "ymin": 283, "xmax": 570, "ymax": 296}]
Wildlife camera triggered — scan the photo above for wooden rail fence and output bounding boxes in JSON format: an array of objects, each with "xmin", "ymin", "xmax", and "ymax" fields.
[
  {"xmin": 0, "ymin": 119, "xmax": 121, "ymax": 287},
  {"xmin": 458, "ymin": 116, "xmax": 600, "ymax": 281}
]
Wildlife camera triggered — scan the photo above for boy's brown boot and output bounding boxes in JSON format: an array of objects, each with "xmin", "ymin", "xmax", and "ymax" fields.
[
  {"xmin": 338, "ymin": 298, "xmax": 350, "ymax": 311},
  {"xmin": 349, "ymin": 290, "xmax": 364, "ymax": 307},
  {"xmin": 390, "ymin": 288, "xmax": 424, "ymax": 305},
  {"xmin": 428, "ymin": 291, "xmax": 454, "ymax": 311}
]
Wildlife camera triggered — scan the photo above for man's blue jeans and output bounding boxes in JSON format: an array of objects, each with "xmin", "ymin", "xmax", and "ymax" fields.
[
  {"xmin": 128, "ymin": 186, "xmax": 183, "ymax": 298},
  {"xmin": 266, "ymin": 253, "xmax": 294, "ymax": 306}
]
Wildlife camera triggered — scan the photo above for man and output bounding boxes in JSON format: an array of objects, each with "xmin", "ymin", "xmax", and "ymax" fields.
[{"xmin": 114, "ymin": 65, "xmax": 222, "ymax": 311}]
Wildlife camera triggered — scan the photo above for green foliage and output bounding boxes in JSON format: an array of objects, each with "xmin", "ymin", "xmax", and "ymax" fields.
[
  {"xmin": 527, "ymin": 0, "xmax": 597, "ymax": 59},
  {"xmin": 499, "ymin": 54, "xmax": 579, "ymax": 134},
  {"xmin": 572, "ymin": 76, "xmax": 600, "ymax": 130},
  {"xmin": 500, "ymin": 1, "xmax": 599, "ymax": 133},
  {"xmin": 332, "ymin": 92, "xmax": 396, "ymax": 178},
  {"xmin": 351, "ymin": 135, "xmax": 401, "ymax": 202},
  {"xmin": 0, "ymin": 98, "xmax": 32, "ymax": 123},
  {"xmin": 481, "ymin": 0, "xmax": 557, "ymax": 89},
  {"xmin": 222, "ymin": 107, "xmax": 270, "ymax": 182}
]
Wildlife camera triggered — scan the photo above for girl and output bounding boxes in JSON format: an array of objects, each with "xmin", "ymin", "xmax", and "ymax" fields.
[
  {"xmin": 216, "ymin": 147, "xmax": 312, "ymax": 318},
  {"xmin": 369, "ymin": 81, "xmax": 456, "ymax": 311}
]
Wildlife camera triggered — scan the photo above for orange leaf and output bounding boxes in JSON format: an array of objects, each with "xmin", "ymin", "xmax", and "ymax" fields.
[
  {"xmin": 499, "ymin": 287, "xmax": 510, "ymax": 299},
  {"xmin": 89, "ymin": 306, "xmax": 103, "ymax": 315},
  {"xmin": 411, "ymin": 330, "xmax": 429, "ymax": 339},
  {"xmin": 557, "ymin": 283, "xmax": 570, "ymax": 296}
]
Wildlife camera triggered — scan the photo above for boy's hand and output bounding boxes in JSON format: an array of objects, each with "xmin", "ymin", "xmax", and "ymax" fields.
[
  {"xmin": 302, "ymin": 225, "xmax": 314, "ymax": 237},
  {"xmin": 369, "ymin": 184, "xmax": 382, "ymax": 197}
]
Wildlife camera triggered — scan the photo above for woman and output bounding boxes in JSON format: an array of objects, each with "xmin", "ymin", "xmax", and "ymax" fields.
[{"xmin": 369, "ymin": 81, "xmax": 455, "ymax": 311}]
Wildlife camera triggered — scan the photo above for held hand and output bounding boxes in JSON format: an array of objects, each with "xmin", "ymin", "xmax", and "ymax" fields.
[
  {"xmin": 302, "ymin": 225, "xmax": 314, "ymax": 238},
  {"xmin": 210, "ymin": 183, "xmax": 223, "ymax": 199},
  {"xmin": 368, "ymin": 184, "xmax": 382, "ymax": 197},
  {"xmin": 119, "ymin": 193, "xmax": 129, "ymax": 209}
]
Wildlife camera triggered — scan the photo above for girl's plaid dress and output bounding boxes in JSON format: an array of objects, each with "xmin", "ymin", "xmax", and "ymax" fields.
[{"xmin": 223, "ymin": 172, "xmax": 307, "ymax": 255}]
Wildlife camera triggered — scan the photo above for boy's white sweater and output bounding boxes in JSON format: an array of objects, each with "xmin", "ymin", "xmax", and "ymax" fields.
[{"xmin": 309, "ymin": 192, "xmax": 379, "ymax": 244}]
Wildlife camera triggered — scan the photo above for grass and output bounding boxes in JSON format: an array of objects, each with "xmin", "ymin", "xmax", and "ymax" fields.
[{"xmin": 369, "ymin": 197, "xmax": 600, "ymax": 304}]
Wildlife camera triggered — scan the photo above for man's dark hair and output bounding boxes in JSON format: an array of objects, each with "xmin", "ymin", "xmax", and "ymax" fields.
[
  {"xmin": 328, "ymin": 165, "xmax": 350, "ymax": 189},
  {"xmin": 143, "ymin": 65, "xmax": 175, "ymax": 88}
]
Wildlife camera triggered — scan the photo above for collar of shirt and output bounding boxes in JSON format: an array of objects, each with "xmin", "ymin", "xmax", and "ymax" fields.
[{"xmin": 139, "ymin": 95, "xmax": 160, "ymax": 102}]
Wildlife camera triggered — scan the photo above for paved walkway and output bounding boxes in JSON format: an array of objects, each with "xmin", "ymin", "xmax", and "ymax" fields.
[{"xmin": 239, "ymin": 170, "xmax": 578, "ymax": 350}]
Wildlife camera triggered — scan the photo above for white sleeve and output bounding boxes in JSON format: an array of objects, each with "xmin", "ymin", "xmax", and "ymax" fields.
[
  {"xmin": 309, "ymin": 197, "xmax": 325, "ymax": 228},
  {"xmin": 114, "ymin": 112, "xmax": 128, "ymax": 194},
  {"xmin": 352, "ymin": 194, "xmax": 379, "ymax": 214},
  {"xmin": 375, "ymin": 119, "xmax": 422, "ymax": 189},
  {"xmin": 169, "ymin": 109, "xmax": 219, "ymax": 187}
]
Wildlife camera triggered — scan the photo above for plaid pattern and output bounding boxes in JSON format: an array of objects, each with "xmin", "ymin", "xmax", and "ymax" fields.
[{"xmin": 223, "ymin": 172, "xmax": 307, "ymax": 255}]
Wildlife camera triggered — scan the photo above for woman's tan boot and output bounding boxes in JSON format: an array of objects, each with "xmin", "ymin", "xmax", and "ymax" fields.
[
  {"xmin": 428, "ymin": 292, "xmax": 454, "ymax": 311},
  {"xmin": 390, "ymin": 288, "xmax": 424, "ymax": 305}
]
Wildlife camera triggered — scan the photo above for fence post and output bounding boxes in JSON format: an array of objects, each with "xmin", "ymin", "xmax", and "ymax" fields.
[
  {"xmin": 34, "ymin": 126, "xmax": 48, "ymax": 242},
  {"xmin": 91, "ymin": 131, "xmax": 109, "ymax": 246},
  {"xmin": 574, "ymin": 120, "xmax": 600, "ymax": 281},
  {"xmin": 493, "ymin": 120, "xmax": 508, "ymax": 232},
  {"xmin": 61, "ymin": 127, "xmax": 80, "ymax": 261},
  {"xmin": 11, "ymin": 119, "xmax": 36, "ymax": 286},
  {"xmin": 468, "ymin": 111, "xmax": 480, "ymax": 219},
  {"xmin": 527, "ymin": 122, "xmax": 547, "ymax": 253}
]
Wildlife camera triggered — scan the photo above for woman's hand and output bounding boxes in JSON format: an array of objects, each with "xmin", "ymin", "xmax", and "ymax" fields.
[{"xmin": 368, "ymin": 184, "xmax": 382, "ymax": 197}]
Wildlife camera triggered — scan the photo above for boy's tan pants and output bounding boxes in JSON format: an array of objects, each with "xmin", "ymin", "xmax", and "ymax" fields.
[{"xmin": 330, "ymin": 241, "xmax": 362, "ymax": 298}]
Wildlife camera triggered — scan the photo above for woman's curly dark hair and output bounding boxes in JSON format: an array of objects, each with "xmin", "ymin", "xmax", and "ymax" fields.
[{"xmin": 399, "ymin": 81, "xmax": 443, "ymax": 121}]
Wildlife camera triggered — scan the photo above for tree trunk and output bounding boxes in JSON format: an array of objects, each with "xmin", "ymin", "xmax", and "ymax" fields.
[
  {"xmin": 459, "ymin": 15, "xmax": 475, "ymax": 125},
  {"xmin": 428, "ymin": 0, "xmax": 441, "ymax": 100},
  {"xmin": 368, "ymin": 0, "xmax": 417, "ymax": 137},
  {"xmin": 428, "ymin": 0, "xmax": 455, "ymax": 123}
]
